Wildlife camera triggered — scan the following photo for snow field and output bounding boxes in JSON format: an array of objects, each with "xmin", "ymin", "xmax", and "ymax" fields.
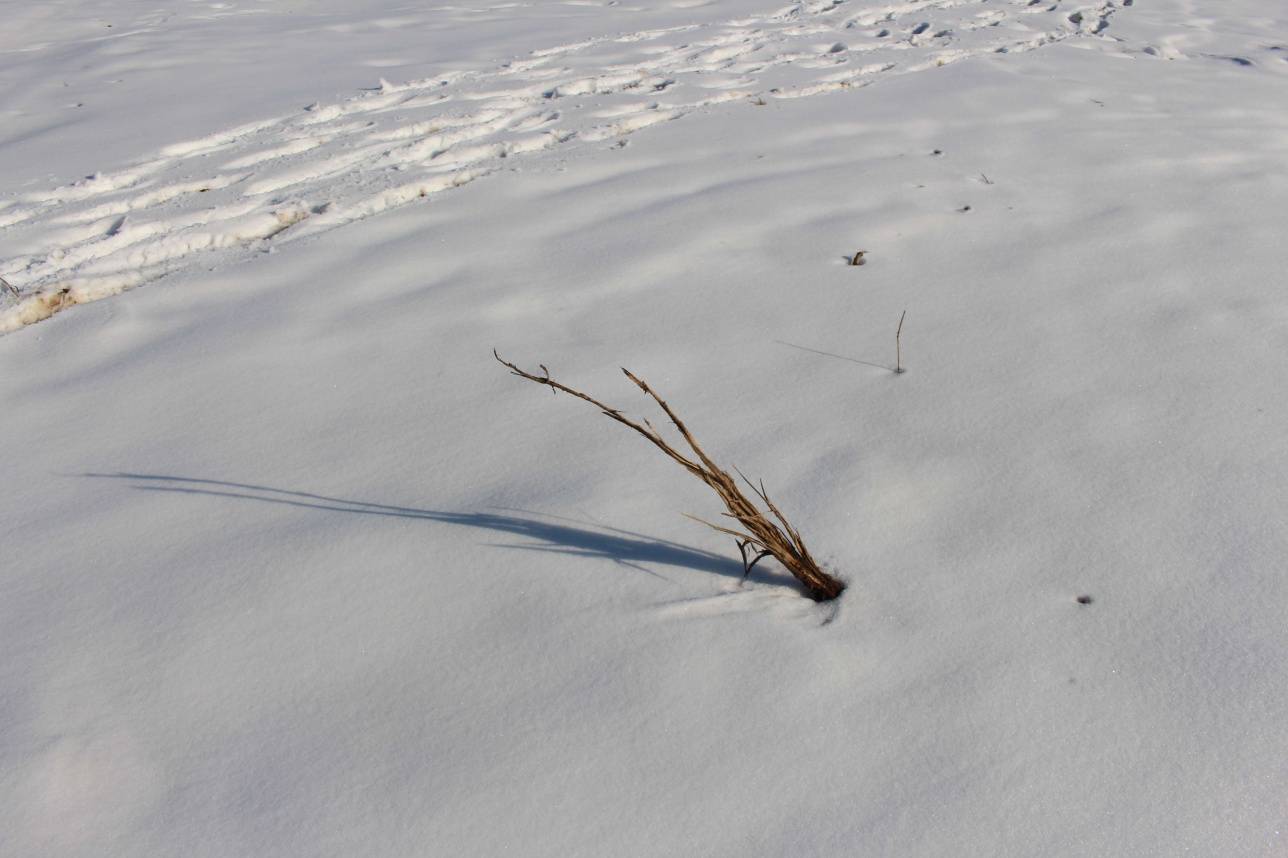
[{"xmin": 2, "ymin": 1, "xmax": 1287, "ymax": 856}]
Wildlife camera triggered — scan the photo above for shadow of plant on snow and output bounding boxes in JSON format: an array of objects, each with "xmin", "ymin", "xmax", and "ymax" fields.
[{"xmin": 83, "ymin": 472, "xmax": 800, "ymax": 587}]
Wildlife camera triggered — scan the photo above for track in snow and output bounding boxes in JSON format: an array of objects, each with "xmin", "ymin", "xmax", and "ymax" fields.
[{"xmin": 0, "ymin": 0, "xmax": 1131, "ymax": 332}]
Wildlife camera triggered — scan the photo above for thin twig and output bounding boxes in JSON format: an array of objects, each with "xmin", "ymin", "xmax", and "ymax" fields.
[
  {"xmin": 895, "ymin": 310, "xmax": 907, "ymax": 374},
  {"xmin": 738, "ymin": 539, "xmax": 773, "ymax": 580},
  {"xmin": 0, "ymin": 275, "xmax": 18, "ymax": 300}
]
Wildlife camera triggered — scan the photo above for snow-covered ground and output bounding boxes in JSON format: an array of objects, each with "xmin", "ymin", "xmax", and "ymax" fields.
[{"xmin": 2, "ymin": 1, "xmax": 1286, "ymax": 855}]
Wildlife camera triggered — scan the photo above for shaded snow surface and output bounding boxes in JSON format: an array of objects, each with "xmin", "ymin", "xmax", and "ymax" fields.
[{"xmin": 1, "ymin": 1, "xmax": 1286, "ymax": 856}]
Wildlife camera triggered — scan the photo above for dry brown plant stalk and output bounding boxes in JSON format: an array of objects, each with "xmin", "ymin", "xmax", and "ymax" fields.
[{"xmin": 495, "ymin": 351, "xmax": 846, "ymax": 601}]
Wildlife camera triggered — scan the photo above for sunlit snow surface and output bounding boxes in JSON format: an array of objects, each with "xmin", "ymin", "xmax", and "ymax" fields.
[{"xmin": 2, "ymin": 0, "xmax": 1138, "ymax": 330}]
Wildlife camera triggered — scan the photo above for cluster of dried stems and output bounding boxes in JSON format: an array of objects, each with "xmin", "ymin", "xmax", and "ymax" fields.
[{"xmin": 495, "ymin": 351, "xmax": 846, "ymax": 601}]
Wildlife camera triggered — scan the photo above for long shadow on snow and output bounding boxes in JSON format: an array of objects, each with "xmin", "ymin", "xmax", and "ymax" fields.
[{"xmin": 84, "ymin": 473, "xmax": 796, "ymax": 586}]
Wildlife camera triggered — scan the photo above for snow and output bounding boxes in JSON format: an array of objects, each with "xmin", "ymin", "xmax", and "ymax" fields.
[{"xmin": 2, "ymin": 1, "xmax": 1286, "ymax": 855}]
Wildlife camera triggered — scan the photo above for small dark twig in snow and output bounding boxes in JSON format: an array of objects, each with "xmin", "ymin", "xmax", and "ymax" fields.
[{"xmin": 895, "ymin": 310, "xmax": 907, "ymax": 374}]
